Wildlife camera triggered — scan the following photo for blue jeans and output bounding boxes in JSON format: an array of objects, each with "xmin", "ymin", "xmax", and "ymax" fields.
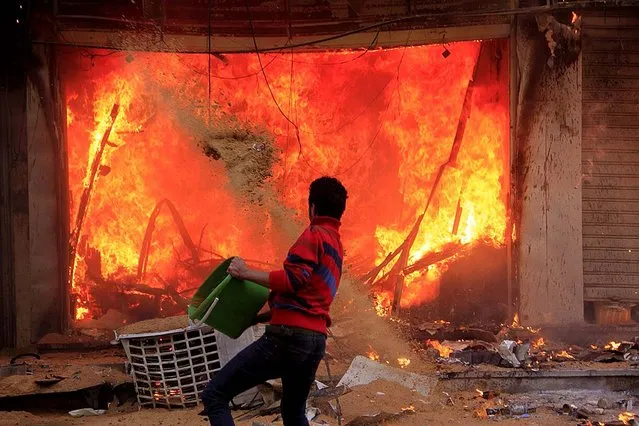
[{"xmin": 201, "ymin": 326, "xmax": 327, "ymax": 426}]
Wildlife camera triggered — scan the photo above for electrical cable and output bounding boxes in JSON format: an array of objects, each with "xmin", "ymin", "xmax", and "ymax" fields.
[
  {"xmin": 245, "ymin": 0, "xmax": 303, "ymax": 157},
  {"xmin": 207, "ymin": 0, "xmax": 212, "ymax": 122},
  {"xmin": 263, "ymin": 30, "xmax": 379, "ymax": 66},
  {"xmin": 175, "ymin": 53, "xmax": 278, "ymax": 80}
]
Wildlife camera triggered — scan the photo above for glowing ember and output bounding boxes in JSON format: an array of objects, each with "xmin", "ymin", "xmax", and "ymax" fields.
[
  {"xmin": 571, "ymin": 11, "xmax": 579, "ymax": 24},
  {"xmin": 63, "ymin": 41, "xmax": 508, "ymax": 319},
  {"xmin": 374, "ymin": 293, "xmax": 391, "ymax": 318},
  {"xmin": 511, "ymin": 313, "xmax": 520, "ymax": 327},
  {"xmin": 401, "ymin": 405, "xmax": 415, "ymax": 412},
  {"xmin": 553, "ymin": 350, "xmax": 575, "ymax": 360},
  {"xmin": 532, "ymin": 337, "xmax": 545, "ymax": 349},
  {"xmin": 397, "ymin": 357, "xmax": 411, "ymax": 368},
  {"xmin": 428, "ymin": 340, "xmax": 453, "ymax": 358},
  {"xmin": 367, "ymin": 347, "xmax": 380, "ymax": 361},
  {"xmin": 75, "ymin": 307, "xmax": 89, "ymax": 320},
  {"xmin": 606, "ymin": 341, "xmax": 622, "ymax": 351},
  {"xmin": 620, "ymin": 412, "xmax": 637, "ymax": 425}
]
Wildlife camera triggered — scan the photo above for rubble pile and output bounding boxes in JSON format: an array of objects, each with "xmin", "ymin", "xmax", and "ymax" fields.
[{"xmin": 412, "ymin": 319, "xmax": 639, "ymax": 370}]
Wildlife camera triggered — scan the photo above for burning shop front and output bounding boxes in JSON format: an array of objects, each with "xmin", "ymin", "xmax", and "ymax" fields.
[{"xmin": 0, "ymin": 0, "xmax": 616, "ymax": 349}]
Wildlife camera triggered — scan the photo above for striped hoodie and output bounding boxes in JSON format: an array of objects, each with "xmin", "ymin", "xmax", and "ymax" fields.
[{"xmin": 268, "ymin": 216, "xmax": 343, "ymax": 334}]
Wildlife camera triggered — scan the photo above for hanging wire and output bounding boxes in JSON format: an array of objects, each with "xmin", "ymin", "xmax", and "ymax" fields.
[
  {"xmin": 207, "ymin": 0, "xmax": 212, "ymax": 123},
  {"xmin": 245, "ymin": 0, "xmax": 303, "ymax": 157}
]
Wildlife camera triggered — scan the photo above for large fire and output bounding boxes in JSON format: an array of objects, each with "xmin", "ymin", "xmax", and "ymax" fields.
[{"xmin": 63, "ymin": 41, "xmax": 508, "ymax": 321}]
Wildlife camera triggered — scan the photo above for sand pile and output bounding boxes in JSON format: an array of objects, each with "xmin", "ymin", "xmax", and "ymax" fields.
[
  {"xmin": 116, "ymin": 315, "xmax": 188, "ymax": 335},
  {"xmin": 338, "ymin": 379, "xmax": 423, "ymax": 423}
]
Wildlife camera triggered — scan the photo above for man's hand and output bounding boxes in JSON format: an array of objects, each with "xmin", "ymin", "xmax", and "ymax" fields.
[
  {"xmin": 227, "ymin": 257, "xmax": 250, "ymax": 280},
  {"xmin": 226, "ymin": 258, "xmax": 271, "ymax": 289}
]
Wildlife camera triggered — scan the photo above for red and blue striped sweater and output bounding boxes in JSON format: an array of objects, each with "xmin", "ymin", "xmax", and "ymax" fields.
[{"xmin": 267, "ymin": 216, "xmax": 343, "ymax": 334}]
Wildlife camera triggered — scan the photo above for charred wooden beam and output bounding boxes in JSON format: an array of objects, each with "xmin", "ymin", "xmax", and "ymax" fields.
[
  {"xmin": 388, "ymin": 45, "xmax": 483, "ymax": 313},
  {"xmin": 69, "ymin": 104, "xmax": 119, "ymax": 293},
  {"xmin": 390, "ymin": 217, "xmax": 423, "ymax": 314},
  {"xmin": 402, "ymin": 242, "xmax": 465, "ymax": 276},
  {"xmin": 136, "ymin": 199, "xmax": 199, "ymax": 281}
]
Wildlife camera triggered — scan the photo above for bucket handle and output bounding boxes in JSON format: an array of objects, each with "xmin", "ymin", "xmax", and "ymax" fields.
[
  {"xmin": 188, "ymin": 297, "xmax": 219, "ymax": 330},
  {"xmin": 187, "ymin": 274, "xmax": 233, "ymax": 330}
]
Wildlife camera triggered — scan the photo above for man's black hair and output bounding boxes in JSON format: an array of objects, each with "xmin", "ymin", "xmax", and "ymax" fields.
[{"xmin": 309, "ymin": 176, "xmax": 348, "ymax": 220}]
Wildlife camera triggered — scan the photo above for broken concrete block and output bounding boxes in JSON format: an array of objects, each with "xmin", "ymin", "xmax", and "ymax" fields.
[{"xmin": 336, "ymin": 356, "xmax": 436, "ymax": 396}]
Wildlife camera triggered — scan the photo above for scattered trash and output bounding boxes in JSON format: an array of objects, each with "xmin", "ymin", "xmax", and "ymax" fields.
[
  {"xmin": 309, "ymin": 385, "xmax": 350, "ymax": 404},
  {"xmin": 515, "ymin": 342, "xmax": 531, "ymax": 363},
  {"xmin": 486, "ymin": 405, "xmax": 536, "ymax": 417},
  {"xmin": 442, "ymin": 392, "xmax": 455, "ymax": 406},
  {"xmin": 560, "ymin": 403, "xmax": 590, "ymax": 419},
  {"xmin": 498, "ymin": 340, "xmax": 521, "ymax": 367},
  {"xmin": 305, "ymin": 406, "xmax": 320, "ymax": 422},
  {"xmin": 599, "ymin": 398, "xmax": 614, "ymax": 409},
  {"xmin": 477, "ymin": 390, "xmax": 500, "ymax": 400},
  {"xmin": 619, "ymin": 399, "xmax": 635, "ymax": 411},
  {"xmin": 68, "ymin": 408, "xmax": 106, "ymax": 417}
]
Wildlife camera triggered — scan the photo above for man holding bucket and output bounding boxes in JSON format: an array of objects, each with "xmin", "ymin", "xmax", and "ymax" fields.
[{"xmin": 202, "ymin": 176, "xmax": 348, "ymax": 426}]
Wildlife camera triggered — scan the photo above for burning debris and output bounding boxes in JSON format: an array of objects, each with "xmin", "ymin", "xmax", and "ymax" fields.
[{"xmin": 417, "ymin": 317, "xmax": 639, "ymax": 371}]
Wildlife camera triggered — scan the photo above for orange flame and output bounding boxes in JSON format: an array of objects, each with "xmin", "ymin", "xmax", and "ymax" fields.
[
  {"xmin": 397, "ymin": 357, "xmax": 411, "ymax": 368},
  {"xmin": 554, "ymin": 350, "xmax": 575, "ymax": 360},
  {"xmin": 620, "ymin": 412, "xmax": 636, "ymax": 425},
  {"xmin": 367, "ymin": 347, "xmax": 380, "ymax": 361},
  {"xmin": 429, "ymin": 340, "xmax": 453, "ymax": 358},
  {"xmin": 571, "ymin": 12, "xmax": 579, "ymax": 24},
  {"xmin": 75, "ymin": 307, "xmax": 89, "ymax": 320},
  {"xmin": 511, "ymin": 312, "xmax": 520, "ymax": 328},
  {"xmin": 63, "ymin": 41, "xmax": 508, "ymax": 320},
  {"xmin": 606, "ymin": 341, "xmax": 622, "ymax": 351}
]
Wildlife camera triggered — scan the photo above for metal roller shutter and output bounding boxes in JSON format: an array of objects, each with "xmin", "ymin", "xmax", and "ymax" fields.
[{"xmin": 582, "ymin": 12, "xmax": 639, "ymax": 302}]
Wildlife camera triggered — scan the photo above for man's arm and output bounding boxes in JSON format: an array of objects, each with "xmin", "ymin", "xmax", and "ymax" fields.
[
  {"xmin": 227, "ymin": 258, "xmax": 270, "ymax": 288},
  {"xmin": 228, "ymin": 228, "xmax": 320, "ymax": 293}
]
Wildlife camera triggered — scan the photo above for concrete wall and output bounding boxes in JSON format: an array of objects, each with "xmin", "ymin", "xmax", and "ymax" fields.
[
  {"xmin": 516, "ymin": 18, "xmax": 584, "ymax": 325},
  {"xmin": 27, "ymin": 73, "xmax": 64, "ymax": 341},
  {"xmin": 0, "ymin": 67, "xmax": 31, "ymax": 349},
  {"xmin": 0, "ymin": 45, "xmax": 66, "ymax": 348}
]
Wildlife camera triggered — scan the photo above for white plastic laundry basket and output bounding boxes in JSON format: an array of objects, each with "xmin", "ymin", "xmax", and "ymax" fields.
[
  {"xmin": 115, "ymin": 300, "xmax": 264, "ymax": 409},
  {"xmin": 118, "ymin": 326, "xmax": 222, "ymax": 408}
]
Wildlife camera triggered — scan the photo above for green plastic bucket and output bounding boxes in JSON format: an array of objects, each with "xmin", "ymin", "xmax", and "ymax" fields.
[{"xmin": 187, "ymin": 258, "xmax": 269, "ymax": 339}]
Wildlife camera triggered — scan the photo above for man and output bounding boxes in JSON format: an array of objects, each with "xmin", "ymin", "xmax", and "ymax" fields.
[{"xmin": 202, "ymin": 176, "xmax": 348, "ymax": 426}]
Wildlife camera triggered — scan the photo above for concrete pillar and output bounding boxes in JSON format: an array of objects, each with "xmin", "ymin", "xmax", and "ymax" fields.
[
  {"xmin": 516, "ymin": 18, "xmax": 584, "ymax": 326},
  {"xmin": 0, "ymin": 67, "xmax": 32, "ymax": 349},
  {"xmin": 27, "ymin": 61, "xmax": 64, "ymax": 341}
]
